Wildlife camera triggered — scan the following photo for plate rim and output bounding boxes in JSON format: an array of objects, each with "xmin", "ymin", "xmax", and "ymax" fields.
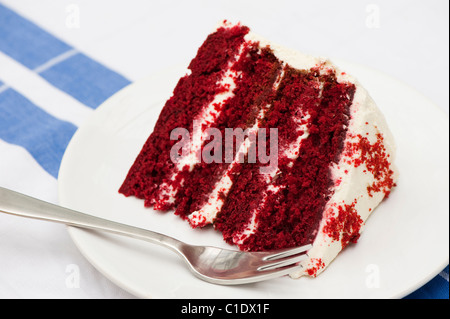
[{"xmin": 58, "ymin": 60, "xmax": 449, "ymax": 299}]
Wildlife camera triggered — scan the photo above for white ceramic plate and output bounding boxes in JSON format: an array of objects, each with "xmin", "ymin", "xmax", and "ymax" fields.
[{"xmin": 58, "ymin": 60, "xmax": 449, "ymax": 299}]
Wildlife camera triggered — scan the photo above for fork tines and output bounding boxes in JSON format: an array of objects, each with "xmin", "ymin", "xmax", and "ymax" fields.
[{"xmin": 258, "ymin": 244, "xmax": 312, "ymax": 271}]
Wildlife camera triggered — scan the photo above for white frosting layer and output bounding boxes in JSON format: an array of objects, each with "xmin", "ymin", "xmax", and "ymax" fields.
[
  {"xmin": 232, "ymin": 111, "xmax": 311, "ymax": 246},
  {"xmin": 188, "ymin": 109, "xmax": 262, "ymax": 226},
  {"xmin": 177, "ymin": 44, "xmax": 246, "ymax": 172},
  {"xmin": 244, "ymin": 32, "xmax": 325, "ymax": 71}
]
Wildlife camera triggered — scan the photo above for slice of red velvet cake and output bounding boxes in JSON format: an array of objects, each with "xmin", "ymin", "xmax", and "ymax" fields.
[{"xmin": 119, "ymin": 21, "xmax": 398, "ymax": 278}]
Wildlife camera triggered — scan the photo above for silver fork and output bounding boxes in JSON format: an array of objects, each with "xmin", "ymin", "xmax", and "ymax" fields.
[{"xmin": 0, "ymin": 187, "xmax": 311, "ymax": 285}]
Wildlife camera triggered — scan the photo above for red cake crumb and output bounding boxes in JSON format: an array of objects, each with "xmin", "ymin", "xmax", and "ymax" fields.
[
  {"xmin": 343, "ymin": 132, "xmax": 396, "ymax": 198},
  {"xmin": 322, "ymin": 202, "xmax": 363, "ymax": 248},
  {"xmin": 306, "ymin": 258, "xmax": 326, "ymax": 277}
]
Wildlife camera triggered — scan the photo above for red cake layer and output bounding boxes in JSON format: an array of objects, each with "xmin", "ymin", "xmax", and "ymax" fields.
[
  {"xmin": 119, "ymin": 24, "xmax": 249, "ymax": 207},
  {"xmin": 215, "ymin": 67, "xmax": 355, "ymax": 251}
]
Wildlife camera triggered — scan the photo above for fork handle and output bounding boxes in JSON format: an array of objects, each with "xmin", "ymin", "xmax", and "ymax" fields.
[{"xmin": 0, "ymin": 186, "xmax": 185, "ymax": 254}]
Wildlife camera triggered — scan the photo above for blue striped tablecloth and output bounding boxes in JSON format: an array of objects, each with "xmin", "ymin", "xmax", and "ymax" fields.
[{"xmin": 0, "ymin": 3, "xmax": 448, "ymax": 299}]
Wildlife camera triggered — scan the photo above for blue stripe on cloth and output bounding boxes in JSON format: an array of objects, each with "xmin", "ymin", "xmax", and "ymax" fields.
[
  {"xmin": 0, "ymin": 3, "xmax": 72, "ymax": 70},
  {"xmin": 405, "ymin": 266, "xmax": 450, "ymax": 299},
  {"xmin": 39, "ymin": 52, "xmax": 131, "ymax": 109},
  {"xmin": 0, "ymin": 88, "xmax": 77, "ymax": 178},
  {"xmin": 0, "ymin": 3, "xmax": 131, "ymax": 109}
]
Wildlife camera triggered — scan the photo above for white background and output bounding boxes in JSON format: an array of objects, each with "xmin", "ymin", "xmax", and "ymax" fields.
[{"xmin": 0, "ymin": 0, "xmax": 448, "ymax": 298}]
